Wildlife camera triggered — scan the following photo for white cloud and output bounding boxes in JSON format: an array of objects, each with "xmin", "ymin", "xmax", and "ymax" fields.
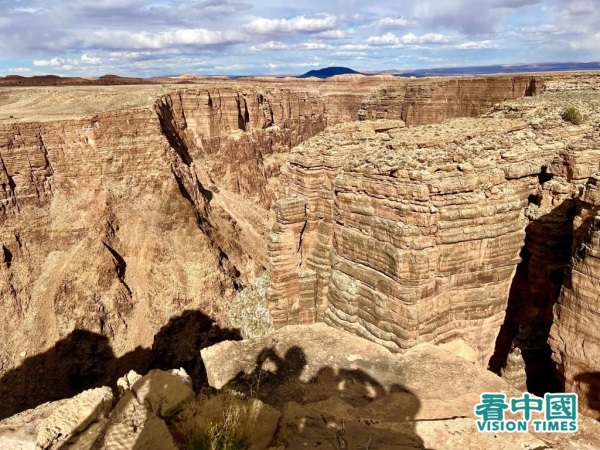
[
  {"xmin": 366, "ymin": 32, "xmax": 452, "ymax": 46},
  {"xmin": 7, "ymin": 67, "xmax": 31, "ymax": 73},
  {"xmin": 400, "ymin": 33, "xmax": 452, "ymax": 44},
  {"xmin": 33, "ymin": 57, "xmax": 65, "ymax": 67},
  {"xmin": 338, "ymin": 43, "xmax": 372, "ymax": 50},
  {"xmin": 374, "ymin": 17, "xmax": 413, "ymax": 28},
  {"xmin": 296, "ymin": 41, "xmax": 331, "ymax": 50},
  {"xmin": 249, "ymin": 41, "xmax": 289, "ymax": 51},
  {"xmin": 81, "ymin": 54, "xmax": 102, "ymax": 64},
  {"xmin": 316, "ymin": 28, "xmax": 355, "ymax": 39},
  {"xmin": 86, "ymin": 28, "xmax": 244, "ymax": 49},
  {"xmin": 250, "ymin": 40, "xmax": 331, "ymax": 52},
  {"xmin": 456, "ymin": 40, "xmax": 497, "ymax": 49},
  {"xmin": 333, "ymin": 51, "xmax": 367, "ymax": 56},
  {"xmin": 366, "ymin": 32, "xmax": 401, "ymax": 45},
  {"xmin": 246, "ymin": 13, "xmax": 337, "ymax": 34}
]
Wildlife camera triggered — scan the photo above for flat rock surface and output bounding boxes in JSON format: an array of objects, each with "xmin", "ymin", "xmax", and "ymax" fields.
[{"xmin": 202, "ymin": 323, "xmax": 600, "ymax": 449}]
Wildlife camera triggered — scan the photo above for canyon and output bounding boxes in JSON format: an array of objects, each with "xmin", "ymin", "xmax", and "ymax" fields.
[{"xmin": 0, "ymin": 72, "xmax": 599, "ymax": 447}]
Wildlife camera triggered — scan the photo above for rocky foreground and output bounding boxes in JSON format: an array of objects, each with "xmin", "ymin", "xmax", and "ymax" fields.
[{"xmin": 2, "ymin": 323, "xmax": 600, "ymax": 449}]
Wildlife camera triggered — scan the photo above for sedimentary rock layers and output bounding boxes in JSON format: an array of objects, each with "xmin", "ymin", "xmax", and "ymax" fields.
[
  {"xmin": 550, "ymin": 174, "xmax": 600, "ymax": 419},
  {"xmin": 0, "ymin": 109, "xmax": 229, "ymax": 372},
  {"xmin": 358, "ymin": 75, "xmax": 543, "ymax": 125},
  {"xmin": 268, "ymin": 118, "xmax": 554, "ymax": 361},
  {"xmin": 269, "ymin": 81, "xmax": 600, "ymax": 417}
]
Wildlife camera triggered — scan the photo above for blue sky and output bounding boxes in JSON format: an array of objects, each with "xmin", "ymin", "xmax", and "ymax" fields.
[{"xmin": 0, "ymin": 0, "xmax": 598, "ymax": 76}]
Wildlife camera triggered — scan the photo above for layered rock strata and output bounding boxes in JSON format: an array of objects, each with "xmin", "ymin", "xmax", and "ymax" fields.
[
  {"xmin": 358, "ymin": 75, "xmax": 542, "ymax": 125},
  {"xmin": 0, "ymin": 75, "xmax": 549, "ymax": 377},
  {"xmin": 268, "ymin": 79, "xmax": 600, "ymax": 381},
  {"xmin": 549, "ymin": 174, "xmax": 600, "ymax": 419},
  {"xmin": 268, "ymin": 118, "xmax": 551, "ymax": 361}
]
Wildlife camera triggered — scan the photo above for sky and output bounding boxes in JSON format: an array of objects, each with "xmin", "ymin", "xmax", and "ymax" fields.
[{"xmin": 0, "ymin": 0, "xmax": 599, "ymax": 76}]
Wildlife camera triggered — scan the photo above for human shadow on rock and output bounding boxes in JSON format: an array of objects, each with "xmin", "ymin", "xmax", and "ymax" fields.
[
  {"xmin": 223, "ymin": 345, "xmax": 427, "ymax": 449},
  {"xmin": 0, "ymin": 309, "xmax": 241, "ymax": 420},
  {"xmin": 574, "ymin": 372, "xmax": 600, "ymax": 420}
]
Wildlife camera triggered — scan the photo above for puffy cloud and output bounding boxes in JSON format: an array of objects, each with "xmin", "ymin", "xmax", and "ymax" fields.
[
  {"xmin": 296, "ymin": 41, "xmax": 331, "ymax": 50},
  {"xmin": 7, "ymin": 67, "xmax": 32, "ymax": 73},
  {"xmin": 250, "ymin": 40, "xmax": 331, "ymax": 51},
  {"xmin": 316, "ymin": 28, "xmax": 355, "ymax": 39},
  {"xmin": 246, "ymin": 13, "xmax": 337, "ymax": 34},
  {"xmin": 366, "ymin": 32, "xmax": 452, "ymax": 45},
  {"xmin": 81, "ymin": 54, "xmax": 102, "ymax": 64},
  {"xmin": 456, "ymin": 40, "xmax": 497, "ymax": 49},
  {"xmin": 33, "ymin": 57, "xmax": 65, "ymax": 67},
  {"xmin": 84, "ymin": 28, "xmax": 244, "ymax": 50},
  {"xmin": 249, "ymin": 41, "xmax": 289, "ymax": 51},
  {"xmin": 374, "ymin": 17, "xmax": 413, "ymax": 28}
]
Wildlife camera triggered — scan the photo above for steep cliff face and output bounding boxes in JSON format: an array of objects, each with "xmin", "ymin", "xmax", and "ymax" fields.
[
  {"xmin": 268, "ymin": 76, "xmax": 600, "ymax": 394},
  {"xmin": 0, "ymin": 109, "xmax": 230, "ymax": 372},
  {"xmin": 267, "ymin": 118, "xmax": 549, "ymax": 361},
  {"xmin": 549, "ymin": 170, "xmax": 600, "ymax": 418},
  {"xmin": 0, "ymin": 74, "xmax": 564, "ymax": 419},
  {"xmin": 0, "ymin": 86, "xmax": 340, "ymax": 377},
  {"xmin": 358, "ymin": 75, "xmax": 542, "ymax": 125}
]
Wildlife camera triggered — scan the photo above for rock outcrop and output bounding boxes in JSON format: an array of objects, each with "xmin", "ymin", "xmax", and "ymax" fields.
[
  {"xmin": 36, "ymin": 387, "xmax": 113, "ymax": 449},
  {"xmin": 267, "ymin": 76, "xmax": 600, "ymax": 416},
  {"xmin": 358, "ymin": 75, "xmax": 542, "ymax": 125},
  {"xmin": 268, "ymin": 117, "xmax": 549, "ymax": 362},
  {"xmin": 201, "ymin": 323, "xmax": 600, "ymax": 449},
  {"xmin": 0, "ymin": 369, "xmax": 192, "ymax": 450}
]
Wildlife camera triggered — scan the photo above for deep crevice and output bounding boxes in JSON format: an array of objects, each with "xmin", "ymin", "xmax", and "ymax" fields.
[
  {"xmin": 489, "ymin": 199, "xmax": 574, "ymax": 396},
  {"xmin": 2, "ymin": 245, "xmax": 12, "ymax": 268},
  {"xmin": 102, "ymin": 241, "xmax": 132, "ymax": 296},
  {"xmin": 155, "ymin": 98, "xmax": 193, "ymax": 166}
]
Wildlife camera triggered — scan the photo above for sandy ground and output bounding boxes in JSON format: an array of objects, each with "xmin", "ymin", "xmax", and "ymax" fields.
[{"xmin": 0, "ymin": 85, "xmax": 180, "ymax": 123}]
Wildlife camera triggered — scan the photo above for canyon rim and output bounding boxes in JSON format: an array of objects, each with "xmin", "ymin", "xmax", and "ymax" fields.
[{"xmin": 0, "ymin": 71, "xmax": 600, "ymax": 449}]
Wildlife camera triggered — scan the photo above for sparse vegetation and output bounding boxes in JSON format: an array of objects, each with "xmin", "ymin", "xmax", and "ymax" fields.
[
  {"xmin": 224, "ymin": 272, "xmax": 274, "ymax": 339},
  {"xmin": 175, "ymin": 391, "xmax": 256, "ymax": 450},
  {"xmin": 561, "ymin": 106, "xmax": 583, "ymax": 125}
]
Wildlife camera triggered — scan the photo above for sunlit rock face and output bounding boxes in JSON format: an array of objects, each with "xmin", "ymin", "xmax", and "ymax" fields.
[
  {"xmin": 268, "ymin": 74, "xmax": 600, "ymax": 406},
  {"xmin": 15, "ymin": 73, "xmax": 600, "ymax": 425},
  {"xmin": 0, "ymin": 75, "xmax": 546, "ymax": 374}
]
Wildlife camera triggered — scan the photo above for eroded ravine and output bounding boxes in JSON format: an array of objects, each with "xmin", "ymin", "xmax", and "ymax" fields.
[{"xmin": 4, "ymin": 73, "xmax": 599, "ymax": 423}]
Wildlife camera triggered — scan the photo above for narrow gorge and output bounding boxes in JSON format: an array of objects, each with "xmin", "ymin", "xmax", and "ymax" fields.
[{"xmin": 0, "ymin": 73, "xmax": 599, "ymax": 447}]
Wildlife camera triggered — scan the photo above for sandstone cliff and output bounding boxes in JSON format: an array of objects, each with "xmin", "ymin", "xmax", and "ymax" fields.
[
  {"xmin": 8, "ymin": 73, "xmax": 596, "ymax": 425},
  {"xmin": 267, "ymin": 75, "xmax": 600, "ymax": 420}
]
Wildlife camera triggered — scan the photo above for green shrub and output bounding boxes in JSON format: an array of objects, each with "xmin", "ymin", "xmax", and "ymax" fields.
[
  {"xmin": 224, "ymin": 272, "xmax": 273, "ymax": 339},
  {"xmin": 175, "ymin": 392, "xmax": 255, "ymax": 450},
  {"xmin": 561, "ymin": 107, "xmax": 583, "ymax": 125}
]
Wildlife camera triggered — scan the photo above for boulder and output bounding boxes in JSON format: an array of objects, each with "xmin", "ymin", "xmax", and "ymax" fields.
[
  {"xmin": 36, "ymin": 387, "xmax": 112, "ymax": 449},
  {"xmin": 131, "ymin": 369, "xmax": 195, "ymax": 418},
  {"xmin": 99, "ymin": 391, "xmax": 177, "ymax": 450}
]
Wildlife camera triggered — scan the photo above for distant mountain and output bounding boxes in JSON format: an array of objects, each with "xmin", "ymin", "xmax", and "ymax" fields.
[{"xmin": 298, "ymin": 67, "xmax": 362, "ymax": 79}]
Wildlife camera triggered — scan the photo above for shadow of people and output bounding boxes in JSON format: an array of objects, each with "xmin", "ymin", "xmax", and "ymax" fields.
[
  {"xmin": 0, "ymin": 309, "xmax": 241, "ymax": 420},
  {"xmin": 573, "ymin": 372, "xmax": 600, "ymax": 420},
  {"xmin": 147, "ymin": 309, "xmax": 242, "ymax": 391},
  {"xmin": 0, "ymin": 329, "xmax": 116, "ymax": 420},
  {"xmin": 223, "ymin": 345, "xmax": 426, "ymax": 449}
]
